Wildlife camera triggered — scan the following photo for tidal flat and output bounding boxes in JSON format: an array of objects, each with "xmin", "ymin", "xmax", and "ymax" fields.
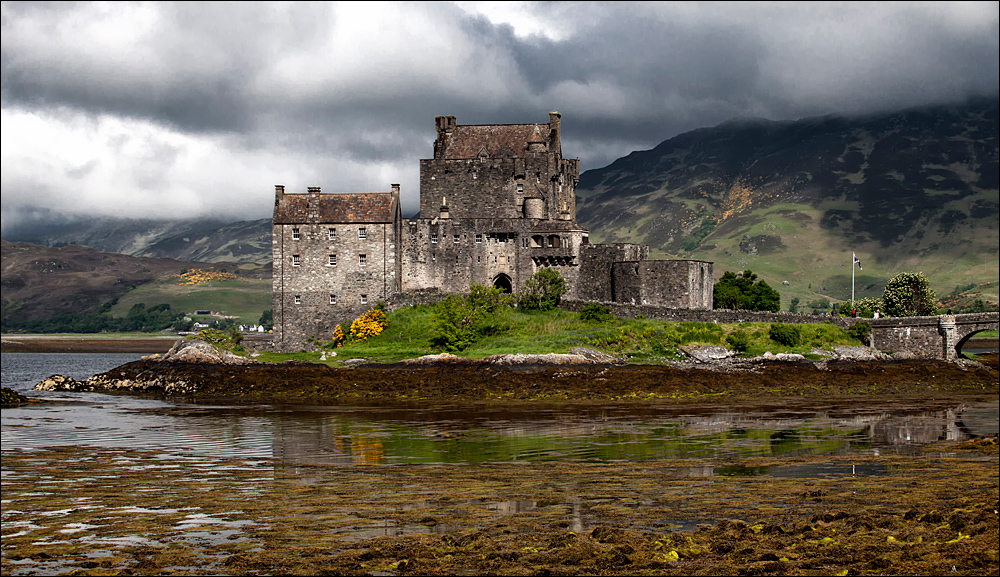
[{"xmin": 2, "ymin": 436, "xmax": 997, "ymax": 576}]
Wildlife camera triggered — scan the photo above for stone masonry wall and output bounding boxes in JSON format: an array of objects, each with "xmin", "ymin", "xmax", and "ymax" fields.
[
  {"xmin": 419, "ymin": 157, "xmax": 554, "ymax": 220},
  {"xmin": 576, "ymin": 244, "xmax": 648, "ymax": 303},
  {"xmin": 273, "ymin": 222, "xmax": 397, "ymax": 348},
  {"xmin": 610, "ymin": 260, "xmax": 713, "ymax": 309}
]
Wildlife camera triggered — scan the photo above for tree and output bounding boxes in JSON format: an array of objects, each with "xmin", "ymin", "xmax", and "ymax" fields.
[
  {"xmin": 712, "ymin": 270, "xmax": 781, "ymax": 312},
  {"xmin": 431, "ymin": 284, "xmax": 513, "ymax": 351},
  {"xmin": 882, "ymin": 272, "xmax": 936, "ymax": 317},
  {"xmin": 788, "ymin": 297, "xmax": 801, "ymax": 313},
  {"xmin": 516, "ymin": 268, "xmax": 567, "ymax": 311}
]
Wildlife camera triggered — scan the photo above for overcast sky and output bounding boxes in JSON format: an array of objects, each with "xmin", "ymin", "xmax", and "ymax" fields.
[{"xmin": 2, "ymin": 1, "xmax": 998, "ymax": 235}]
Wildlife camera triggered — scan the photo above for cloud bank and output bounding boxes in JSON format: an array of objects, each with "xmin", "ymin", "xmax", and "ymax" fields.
[{"xmin": 2, "ymin": 1, "xmax": 997, "ymax": 235}]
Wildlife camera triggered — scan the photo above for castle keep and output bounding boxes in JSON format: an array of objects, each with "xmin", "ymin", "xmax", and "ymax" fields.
[{"xmin": 272, "ymin": 112, "xmax": 713, "ymax": 349}]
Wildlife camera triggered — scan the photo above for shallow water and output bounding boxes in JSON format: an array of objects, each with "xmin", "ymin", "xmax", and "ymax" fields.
[{"xmin": 3, "ymin": 353, "xmax": 997, "ymax": 467}]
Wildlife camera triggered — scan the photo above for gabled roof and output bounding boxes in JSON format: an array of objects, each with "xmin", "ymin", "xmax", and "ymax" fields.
[
  {"xmin": 274, "ymin": 193, "xmax": 395, "ymax": 224},
  {"xmin": 438, "ymin": 124, "xmax": 550, "ymax": 159}
]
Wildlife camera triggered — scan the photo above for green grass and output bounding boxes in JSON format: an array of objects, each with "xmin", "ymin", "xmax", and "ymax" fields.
[
  {"xmin": 110, "ymin": 277, "xmax": 272, "ymax": 324},
  {"xmin": 249, "ymin": 307, "xmax": 865, "ymax": 366}
]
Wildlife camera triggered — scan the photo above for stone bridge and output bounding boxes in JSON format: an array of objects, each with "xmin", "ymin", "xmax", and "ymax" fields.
[{"xmin": 866, "ymin": 312, "xmax": 998, "ymax": 361}]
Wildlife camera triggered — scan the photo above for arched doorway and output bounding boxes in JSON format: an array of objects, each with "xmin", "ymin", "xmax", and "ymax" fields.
[{"xmin": 493, "ymin": 273, "xmax": 513, "ymax": 293}]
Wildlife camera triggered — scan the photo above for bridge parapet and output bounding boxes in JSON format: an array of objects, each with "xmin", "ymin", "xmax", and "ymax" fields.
[{"xmin": 866, "ymin": 312, "xmax": 998, "ymax": 360}]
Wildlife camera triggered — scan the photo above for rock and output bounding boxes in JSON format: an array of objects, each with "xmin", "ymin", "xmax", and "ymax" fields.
[
  {"xmin": 159, "ymin": 338, "xmax": 258, "ymax": 365},
  {"xmin": 684, "ymin": 345, "xmax": 733, "ymax": 362},
  {"xmin": 343, "ymin": 358, "xmax": 369, "ymax": 366},
  {"xmin": 568, "ymin": 346, "xmax": 619, "ymax": 363},
  {"xmin": 35, "ymin": 374, "xmax": 88, "ymax": 391},
  {"xmin": 775, "ymin": 353, "xmax": 806, "ymax": 361},
  {"xmin": 833, "ymin": 345, "xmax": 880, "ymax": 360}
]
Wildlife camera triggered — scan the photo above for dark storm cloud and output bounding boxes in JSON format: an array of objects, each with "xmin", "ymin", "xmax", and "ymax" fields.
[{"xmin": 2, "ymin": 1, "xmax": 998, "ymax": 233}]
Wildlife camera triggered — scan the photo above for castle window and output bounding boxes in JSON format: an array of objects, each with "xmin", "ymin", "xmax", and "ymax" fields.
[
  {"xmin": 292, "ymin": 254, "xmax": 301, "ymax": 266},
  {"xmin": 431, "ymin": 233, "xmax": 438, "ymax": 244},
  {"xmin": 294, "ymin": 295, "xmax": 301, "ymax": 304},
  {"xmin": 517, "ymin": 184, "xmax": 524, "ymax": 194},
  {"xmin": 359, "ymin": 254, "xmax": 367, "ymax": 267},
  {"xmin": 358, "ymin": 227, "xmax": 367, "ymax": 240},
  {"xmin": 328, "ymin": 228, "xmax": 336, "ymax": 240},
  {"xmin": 453, "ymin": 234, "xmax": 460, "ymax": 244},
  {"xmin": 292, "ymin": 228, "xmax": 300, "ymax": 240},
  {"xmin": 536, "ymin": 173, "xmax": 541, "ymax": 183},
  {"xmin": 494, "ymin": 256, "xmax": 497, "ymax": 264},
  {"xmin": 330, "ymin": 294, "xmax": 337, "ymax": 305},
  {"xmin": 329, "ymin": 254, "xmax": 337, "ymax": 266},
  {"xmin": 498, "ymin": 234, "xmax": 505, "ymax": 244},
  {"xmin": 475, "ymin": 234, "xmax": 482, "ymax": 243},
  {"xmin": 361, "ymin": 294, "xmax": 368, "ymax": 305}
]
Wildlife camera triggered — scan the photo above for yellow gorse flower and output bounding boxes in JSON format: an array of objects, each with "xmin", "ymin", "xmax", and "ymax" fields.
[{"xmin": 174, "ymin": 269, "xmax": 243, "ymax": 286}]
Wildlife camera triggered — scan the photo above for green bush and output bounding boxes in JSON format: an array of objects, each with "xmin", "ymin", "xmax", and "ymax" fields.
[
  {"xmin": 726, "ymin": 330, "xmax": 751, "ymax": 352},
  {"xmin": 517, "ymin": 268, "xmax": 567, "ymax": 310},
  {"xmin": 882, "ymin": 272, "xmax": 936, "ymax": 317},
  {"xmin": 847, "ymin": 321, "xmax": 872, "ymax": 345},
  {"xmin": 580, "ymin": 303, "xmax": 613, "ymax": 322},
  {"xmin": 768, "ymin": 323, "xmax": 800, "ymax": 347},
  {"xmin": 430, "ymin": 284, "xmax": 513, "ymax": 351},
  {"xmin": 713, "ymin": 270, "xmax": 781, "ymax": 312}
]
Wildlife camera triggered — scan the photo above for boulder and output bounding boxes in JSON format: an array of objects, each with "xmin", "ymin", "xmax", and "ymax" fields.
[
  {"xmin": 35, "ymin": 374, "xmax": 89, "ymax": 391},
  {"xmin": 683, "ymin": 345, "xmax": 733, "ymax": 362},
  {"xmin": 160, "ymin": 339, "xmax": 258, "ymax": 365}
]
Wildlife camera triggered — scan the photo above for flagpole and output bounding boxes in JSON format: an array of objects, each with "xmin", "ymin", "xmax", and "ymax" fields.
[{"xmin": 851, "ymin": 252, "xmax": 855, "ymax": 307}]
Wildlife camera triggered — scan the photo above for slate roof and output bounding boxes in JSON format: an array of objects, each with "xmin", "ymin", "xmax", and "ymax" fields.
[
  {"xmin": 274, "ymin": 193, "xmax": 395, "ymax": 224},
  {"xmin": 531, "ymin": 220, "xmax": 589, "ymax": 233},
  {"xmin": 438, "ymin": 124, "xmax": 550, "ymax": 159}
]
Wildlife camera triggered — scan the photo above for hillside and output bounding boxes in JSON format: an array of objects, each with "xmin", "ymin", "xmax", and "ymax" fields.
[
  {"xmin": 0, "ymin": 240, "xmax": 266, "ymax": 326},
  {"xmin": 8, "ymin": 217, "xmax": 272, "ymax": 265},
  {"xmin": 576, "ymin": 97, "xmax": 999, "ymax": 308}
]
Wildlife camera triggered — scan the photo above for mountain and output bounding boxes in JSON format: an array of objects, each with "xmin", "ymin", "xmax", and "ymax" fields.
[
  {"xmin": 8, "ymin": 217, "xmax": 272, "ymax": 265},
  {"xmin": 0, "ymin": 240, "xmax": 263, "ymax": 325},
  {"xmin": 575, "ymin": 97, "xmax": 999, "ymax": 307}
]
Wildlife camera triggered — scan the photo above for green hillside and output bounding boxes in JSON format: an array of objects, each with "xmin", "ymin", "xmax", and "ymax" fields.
[
  {"xmin": 109, "ymin": 275, "xmax": 272, "ymax": 326},
  {"xmin": 576, "ymin": 98, "xmax": 999, "ymax": 310}
]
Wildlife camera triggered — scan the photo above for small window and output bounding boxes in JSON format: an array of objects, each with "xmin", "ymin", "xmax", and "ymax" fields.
[
  {"xmin": 328, "ymin": 228, "xmax": 336, "ymax": 240},
  {"xmin": 294, "ymin": 295, "xmax": 301, "ymax": 304},
  {"xmin": 329, "ymin": 254, "xmax": 337, "ymax": 266},
  {"xmin": 475, "ymin": 234, "xmax": 482, "ymax": 244},
  {"xmin": 431, "ymin": 233, "xmax": 438, "ymax": 244},
  {"xmin": 494, "ymin": 256, "xmax": 497, "ymax": 264},
  {"xmin": 330, "ymin": 294, "xmax": 337, "ymax": 305},
  {"xmin": 517, "ymin": 184, "xmax": 524, "ymax": 193},
  {"xmin": 455, "ymin": 255, "xmax": 459, "ymax": 264},
  {"xmin": 361, "ymin": 294, "xmax": 368, "ymax": 306},
  {"xmin": 291, "ymin": 227, "xmax": 300, "ymax": 240},
  {"xmin": 498, "ymin": 235, "xmax": 505, "ymax": 245},
  {"xmin": 453, "ymin": 234, "xmax": 460, "ymax": 244},
  {"xmin": 358, "ymin": 227, "xmax": 367, "ymax": 240},
  {"xmin": 292, "ymin": 254, "xmax": 301, "ymax": 266},
  {"xmin": 359, "ymin": 254, "xmax": 367, "ymax": 267}
]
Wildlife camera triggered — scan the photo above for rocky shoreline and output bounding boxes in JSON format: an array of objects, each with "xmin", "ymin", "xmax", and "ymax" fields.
[{"xmin": 33, "ymin": 337, "xmax": 999, "ymax": 403}]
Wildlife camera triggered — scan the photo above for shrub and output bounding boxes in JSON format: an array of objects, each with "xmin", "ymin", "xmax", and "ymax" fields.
[
  {"xmin": 431, "ymin": 284, "xmax": 514, "ymax": 351},
  {"xmin": 847, "ymin": 321, "xmax": 872, "ymax": 345},
  {"xmin": 882, "ymin": 272, "xmax": 936, "ymax": 317},
  {"xmin": 768, "ymin": 323, "xmax": 800, "ymax": 347},
  {"xmin": 713, "ymin": 270, "xmax": 781, "ymax": 312},
  {"xmin": 348, "ymin": 308, "xmax": 388, "ymax": 343},
  {"xmin": 580, "ymin": 303, "xmax": 613, "ymax": 322},
  {"xmin": 517, "ymin": 268, "xmax": 567, "ymax": 310},
  {"xmin": 726, "ymin": 330, "xmax": 750, "ymax": 353}
]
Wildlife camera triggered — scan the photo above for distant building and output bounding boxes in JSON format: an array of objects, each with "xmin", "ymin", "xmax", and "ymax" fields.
[{"xmin": 272, "ymin": 112, "xmax": 713, "ymax": 349}]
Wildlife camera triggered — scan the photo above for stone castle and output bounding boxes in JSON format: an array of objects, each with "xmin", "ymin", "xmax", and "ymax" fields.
[{"xmin": 272, "ymin": 112, "xmax": 713, "ymax": 349}]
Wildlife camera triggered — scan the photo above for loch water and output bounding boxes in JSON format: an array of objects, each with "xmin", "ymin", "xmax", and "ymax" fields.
[{"xmin": 3, "ymin": 352, "xmax": 997, "ymax": 468}]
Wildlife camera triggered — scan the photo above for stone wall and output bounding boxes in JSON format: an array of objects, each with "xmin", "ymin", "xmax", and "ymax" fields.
[
  {"xmin": 610, "ymin": 260, "xmax": 712, "ymax": 309},
  {"xmin": 272, "ymin": 221, "xmax": 398, "ymax": 348},
  {"xmin": 576, "ymin": 244, "xmax": 648, "ymax": 303}
]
